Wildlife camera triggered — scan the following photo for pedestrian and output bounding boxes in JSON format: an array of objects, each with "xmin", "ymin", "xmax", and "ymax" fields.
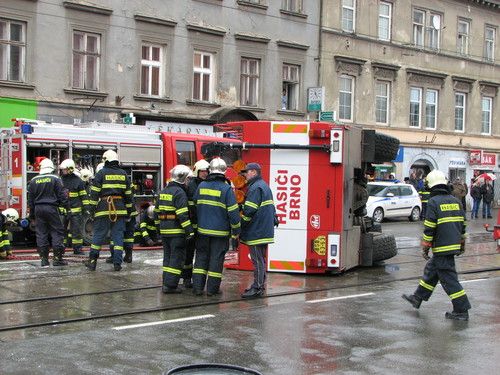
[
  {"xmin": 239, "ymin": 163, "xmax": 276, "ymax": 299},
  {"xmin": 418, "ymin": 180, "xmax": 430, "ymax": 221},
  {"xmin": 28, "ymin": 158, "xmax": 70, "ymax": 267},
  {"xmin": 0, "ymin": 208, "xmax": 19, "ymax": 260},
  {"xmin": 85, "ymin": 150, "xmax": 133, "ymax": 271},
  {"xmin": 470, "ymin": 179, "xmax": 482, "ymax": 219},
  {"xmin": 192, "ymin": 158, "xmax": 241, "ymax": 296},
  {"xmin": 59, "ymin": 159, "xmax": 89, "ymax": 255},
  {"xmin": 402, "ymin": 169, "xmax": 471, "ymax": 321},
  {"xmin": 451, "ymin": 177, "xmax": 467, "ymax": 211},
  {"xmin": 408, "ymin": 172, "xmax": 418, "ymax": 190},
  {"xmin": 156, "ymin": 165, "xmax": 194, "ymax": 294},
  {"xmin": 137, "ymin": 204, "xmax": 160, "ymax": 247},
  {"xmin": 183, "ymin": 159, "xmax": 210, "ymax": 288},
  {"xmin": 481, "ymin": 180, "xmax": 494, "ymax": 219}
]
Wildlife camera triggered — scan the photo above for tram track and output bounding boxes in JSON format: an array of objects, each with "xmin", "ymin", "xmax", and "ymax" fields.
[{"xmin": 0, "ymin": 265, "xmax": 498, "ymax": 333}]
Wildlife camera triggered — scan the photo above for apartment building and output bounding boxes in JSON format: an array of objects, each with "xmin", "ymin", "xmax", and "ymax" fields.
[
  {"xmin": 320, "ymin": 0, "xmax": 499, "ymax": 194},
  {"xmin": 0, "ymin": 0, "xmax": 320, "ymax": 130}
]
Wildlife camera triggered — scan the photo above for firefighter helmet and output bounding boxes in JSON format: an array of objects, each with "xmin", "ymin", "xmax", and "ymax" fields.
[
  {"xmin": 193, "ymin": 159, "xmax": 210, "ymax": 177},
  {"xmin": 95, "ymin": 162, "xmax": 105, "ymax": 174},
  {"xmin": 59, "ymin": 159, "xmax": 76, "ymax": 171},
  {"xmin": 209, "ymin": 158, "xmax": 227, "ymax": 174},
  {"xmin": 2, "ymin": 208, "xmax": 19, "ymax": 223},
  {"xmin": 426, "ymin": 169, "xmax": 447, "ymax": 188},
  {"xmin": 39, "ymin": 158, "xmax": 55, "ymax": 174},
  {"xmin": 146, "ymin": 205, "xmax": 155, "ymax": 219},
  {"xmin": 102, "ymin": 149, "xmax": 118, "ymax": 163},
  {"xmin": 80, "ymin": 168, "xmax": 93, "ymax": 182},
  {"xmin": 170, "ymin": 165, "xmax": 193, "ymax": 184}
]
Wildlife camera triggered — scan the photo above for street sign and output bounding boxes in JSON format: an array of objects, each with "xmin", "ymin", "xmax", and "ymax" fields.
[
  {"xmin": 307, "ymin": 87, "xmax": 324, "ymax": 112},
  {"xmin": 319, "ymin": 111, "xmax": 336, "ymax": 122}
]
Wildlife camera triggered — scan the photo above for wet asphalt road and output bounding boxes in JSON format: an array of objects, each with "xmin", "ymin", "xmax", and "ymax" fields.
[{"xmin": 0, "ymin": 215, "xmax": 498, "ymax": 375}]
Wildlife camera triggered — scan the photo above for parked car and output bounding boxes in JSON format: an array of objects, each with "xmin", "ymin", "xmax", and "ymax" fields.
[{"xmin": 366, "ymin": 182, "xmax": 422, "ymax": 223}]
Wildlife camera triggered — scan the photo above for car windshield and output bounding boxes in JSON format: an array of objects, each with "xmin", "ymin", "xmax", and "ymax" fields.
[{"xmin": 367, "ymin": 184, "xmax": 388, "ymax": 197}]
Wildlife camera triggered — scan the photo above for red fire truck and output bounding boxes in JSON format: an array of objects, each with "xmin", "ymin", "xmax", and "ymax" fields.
[
  {"xmin": 204, "ymin": 120, "xmax": 400, "ymax": 274},
  {"xmin": 0, "ymin": 119, "xmax": 239, "ymax": 244}
]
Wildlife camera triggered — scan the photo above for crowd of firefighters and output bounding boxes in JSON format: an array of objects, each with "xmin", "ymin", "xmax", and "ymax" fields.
[{"xmin": 0, "ymin": 150, "xmax": 276, "ymax": 299}]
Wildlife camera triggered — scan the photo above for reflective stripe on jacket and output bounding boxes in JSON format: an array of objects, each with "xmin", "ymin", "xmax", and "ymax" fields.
[
  {"xmin": 240, "ymin": 176, "xmax": 275, "ymax": 246},
  {"xmin": 0, "ymin": 215, "xmax": 11, "ymax": 253},
  {"xmin": 62, "ymin": 173, "xmax": 89, "ymax": 214},
  {"xmin": 422, "ymin": 187, "xmax": 467, "ymax": 256},
  {"xmin": 156, "ymin": 181, "xmax": 193, "ymax": 237}
]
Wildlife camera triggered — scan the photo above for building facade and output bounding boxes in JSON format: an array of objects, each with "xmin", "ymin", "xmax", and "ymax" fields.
[
  {"xmin": 320, "ymin": 0, "xmax": 500, "ymax": 205},
  {"xmin": 0, "ymin": 0, "xmax": 320, "ymax": 128}
]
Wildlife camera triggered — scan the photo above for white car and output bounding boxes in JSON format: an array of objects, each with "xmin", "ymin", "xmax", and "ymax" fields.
[{"xmin": 366, "ymin": 182, "xmax": 422, "ymax": 223}]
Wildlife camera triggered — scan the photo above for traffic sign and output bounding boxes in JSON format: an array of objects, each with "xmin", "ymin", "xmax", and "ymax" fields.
[{"xmin": 319, "ymin": 111, "xmax": 336, "ymax": 122}]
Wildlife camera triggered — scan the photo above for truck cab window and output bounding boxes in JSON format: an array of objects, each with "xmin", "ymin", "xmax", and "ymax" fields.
[{"xmin": 175, "ymin": 141, "xmax": 196, "ymax": 167}]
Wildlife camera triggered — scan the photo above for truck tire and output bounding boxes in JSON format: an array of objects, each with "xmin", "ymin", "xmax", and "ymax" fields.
[
  {"xmin": 372, "ymin": 233, "xmax": 397, "ymax": 263},
  {"xmin": 373, "ymin": 133, "xmax": 400, "ymax": 164}
]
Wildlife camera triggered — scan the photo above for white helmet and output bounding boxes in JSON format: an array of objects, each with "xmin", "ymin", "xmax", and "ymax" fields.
[
  {"xmin": 426, "ymin": 170, "xmax": 447, "ymax": 188},
  {"xmin": 193, "ymin": 159, "xmax": 210, "ymax": 177},
  {"xmin": 102, "ymin": 149, "xmax": 118, "ymax": 163},
  {"xmin": 2, "ymin": 208, "xmax": 19, "ymax": 223},
  {"xmin": 80, "ymin": 168, "xmax": 93, "ymax": 182},
  {"xmin": 59, "ymin": 158, "xmax": 76, "ymax": 171},
  {"xmin": 209, "ymin": 158, "xmax": 227, "ymax": 174},
  {"xmin": 39, "ymin": 158, "xmax": 55, "ymax": 174},
  {"xmin": 95, "ymin": 162, "xmax": 105, "ymax": 174},
  {"xmin": 170, "ymin": 164, "xmax": 193, "ymax": 184},
  {"xmin": 146, "ymin": 205, "xmax": 155, "ymax": 219}
]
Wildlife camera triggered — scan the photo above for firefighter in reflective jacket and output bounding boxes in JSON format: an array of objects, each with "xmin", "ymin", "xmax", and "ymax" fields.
[
  {"xmin": 0, "ymin": 208, "xmax": 18, "ymax": 259},
  {"xmin": 403, "ymin": 169, "xmax": 471, "ymax": 321},
  {"xmin": 418, "ymin": 181, "xmax": 431, "ymax": 221},
  {"xmin": 85, "ymin": 150, "xmax": 133, "ymax": 271},
  {"xmin": 138, "ymin": 205, "xmax": 160, "ymax": 247},
  {"xmin": 28, "ymin": 158, "xmax": 69, "ymax": 267},
  {"xmin": 156, "ymin": 165, "xmax": 194, "ymax": 293},
  {"xmin": 182, "ymin": 159, "xmax": 210, "ymax": 288},
  {"xmin": 239, "ymin": 163, "xmax": 276, "ymax": 299},
  {"xmin": 59, "ymin": 159, "xmax": 89, "ymax": 255},
  {"xmin": 193, "ymin": 158, "xmax": 241, "ymax": 296}
]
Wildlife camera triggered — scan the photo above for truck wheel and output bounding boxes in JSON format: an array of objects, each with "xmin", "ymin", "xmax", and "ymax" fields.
[
  {"xmin": 409, "ymin": 206, "xmax": 420, "ymax": 222},
  {"xmin": 373, "ymin": 133, "xmax": 400, "ymax": 163},
  {"xmin": 372, "ymin": 207, "xmax": 384, "ymax": 223},
  {"xmin": 83, "ymin": 216, "xmax": 94, "ymax": 245},
  {"xmin": 372, "ymin": 233, "xmax": 397, "ymax": 263}
]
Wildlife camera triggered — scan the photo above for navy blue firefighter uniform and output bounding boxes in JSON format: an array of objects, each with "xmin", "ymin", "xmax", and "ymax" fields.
[
  {"xmin": 61, "ymin": 172, "xmax": 89, "ymax": 254},
  {"xmin": 0, "ymin": 214, "xmax": 13, "ymax": 259},
  {"xmin": 193, "ymin": 171, "xmax": 241, "ymax": 296}
]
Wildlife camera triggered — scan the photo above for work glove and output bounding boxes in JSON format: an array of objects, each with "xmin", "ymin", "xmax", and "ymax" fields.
[
  {"xmin": 421, "ymin": 246, "xmax": 430, "ymax": 260},
  {"xmin": 146, "ymin": 239, "xmax": 155, "ymax": 247},
  {"xmin": 459, "ymin": 241, "xmax": 465, "ymax": 256},
  {"xmin": 231, "ymin": 236, "xmax": 239, "ymax": 251}
]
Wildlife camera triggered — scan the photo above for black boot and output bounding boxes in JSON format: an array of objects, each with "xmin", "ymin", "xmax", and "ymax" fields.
[
  {"xmin": 39, "ymin": 247, "xmax": 50, "ymax": 267},
  {"xmin": 85, "ymin": 253, "xmax": 98, "ymax": 271},
  {"xmin": 106, "ymin": 249, "xmax": 114, "ymax": 263},
  {"xmin": 73, "ymin": 246, "xmax": 84, "ymax": 255},
  {"xmin": 123, "ymin": 249, "xmax": 132, "ymax": 263},
  {"xmin": 113, "ymin": 263, "xmax": 122, "ymax": 271},
  {"xmin": 183, "ymin": 279, "xmax": 193, "ymax": 288},
  {"xmin": 445, "ymin": 311, "xmax": 469, "ymax": 321},
  {"xmin": 162, "ymin": 286, "xmax": 182, "ymax": 294},
  {"xmin": 53, "ymin": 247, "xmax": 68, "ymax": 266},
  {"xmin": 402, "ymin": 294, "xmax": 422, "ymax": 309}
]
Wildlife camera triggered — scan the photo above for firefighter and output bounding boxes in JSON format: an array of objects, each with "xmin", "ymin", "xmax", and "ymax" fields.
[
  {"xmin": 138, "ymin": 204, "xmax": 160, "ymax": 247},
  {"xmin": 85, "ymin": 150, "xmax": 133, "ymax": 272},
  {"xmin": 192, "ymin": 158, "xmax": 241, "ymax": 296},
  {"xmin": 28, "ymin": 158, "xmax": 69, "ymax": 267},
  {"xmin": 418, "ymin": 179, "xmax": 431, "ymax": 221},
  {"xmin": 0, "ymin": 208, "xmax": 19, "ymax": 260},
  {"xmin": 182, "ymin": 159, "xmax": 210, "ymax": 288},
  {"xmin": 156, "ymin": 165, "xmax": 194, "ymax": 293},
  {"xmin": 402, "ymin": 169, "xmax": 471, "ymax": 321},
  {"xmin": 59, "ymin": 159, "xmax": 89, "ymax": 255},
  {"xmin": 239, "ymin": 163, "xmax": 276, "ymax": 299}
]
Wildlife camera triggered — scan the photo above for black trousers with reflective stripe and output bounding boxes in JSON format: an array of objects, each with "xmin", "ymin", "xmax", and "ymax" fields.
[
  {"xmin": 182, "ymin": 233, "xmax": 197, "ymax": 281},
  {"xmin": 34, "ymin": 205, "xmax": 65, "ymax": 254},
  {"xmin": 415, "ymin": 255, "xmax": 471, "ymax": 312},
  {"xmin": 67, "ymin": 213, "xmax": 84, "ymax": 249},
  {"xmin": 162, "ymin": 236, "xmax": 186, "ymax": 289},
  {"xmin": 192, "ymin": 235, "xmax": 228, "ymax": 294}
]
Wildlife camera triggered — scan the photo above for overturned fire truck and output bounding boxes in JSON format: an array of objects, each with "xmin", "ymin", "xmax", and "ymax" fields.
[{"xmin": 204, "ymin": 121, "xmax": 400, "ymax": 273}]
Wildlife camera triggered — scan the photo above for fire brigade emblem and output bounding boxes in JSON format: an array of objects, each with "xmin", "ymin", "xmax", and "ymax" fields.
[{"xmin": 310, "ymin": 214, "xmax": 320, "ymax": 229}]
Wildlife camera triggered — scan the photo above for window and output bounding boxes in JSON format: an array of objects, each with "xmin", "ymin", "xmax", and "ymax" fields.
[
  {"xmin": 378, "ymin": 2, "xmax": 392, "ymax": 41},
  {"xmin": 409, "ymin": 87, "xmax": 422, "ymax": 127},
  {"xmin": 140, "ymin": 44, "xmax": 162, "ymax": 97},
  {"xmin": 400, "ymin": 186, "xmax": 413, "ymax": 196},
  {"xmin": 339, "ymin": 75, "xmax": 354, "ymax": 121},
  {"xmin": 282, "ymin": 0, "xmax": 302, "ymax": 12},
  {"xmin": 485, "ymin": 26, "xmax": 496, "ymax": 62},
  {"xmin": 342, "ymin": 0, "xmax": 356, "ymax": 32},
  {"xmin": 425, "ymin": 89, "xmax": 437, "ymax": 129},
  {"xmin": 72, "ymin": 31, "xmax": 100, "ymax": 90},
  {"xmin": 282, "ymin": 64, "xmax": 300, "ymax": 111},
  {"xmin": 428, "ymin": 14, "xmax": 441, "ymax": 49},
  {"xmin": 175, "ymin": 141, "xmax": 196, "ymax": 167},
  {"xmin": 240, "ymin": 57, "xmax": 260, "ymax": 107},
  {"xmin": 412, "ymin": 9, "xmax": 425, "ymax": 47},
  {"xmin": 454, "ymin": 93, "xmax": 466, "ymax": 132},
  {"xmin": 375, "ymin": 81, "xmax": 389, "ymax": 124},
  {"xmin": 192, "ymin": 51, "xmax": 213, "ymax": 102},
  {"xmin": 481, "ymin": 97, "xmax": 492, "ymax": 134},
  {"xmin": 0, "ymin": 19, "xmax": 26, "ymax": 82},
  {"xmin": 457, "ymin": 19, "xmax": 470, "ymax": 55}
]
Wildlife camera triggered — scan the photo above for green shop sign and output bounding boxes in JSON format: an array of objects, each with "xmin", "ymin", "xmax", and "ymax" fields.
[{"xmin": 0, "ymin": 97, "xmax": 38, "ymax": 128}]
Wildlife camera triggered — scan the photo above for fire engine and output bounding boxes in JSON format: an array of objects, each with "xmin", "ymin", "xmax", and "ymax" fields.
[
  {"xmin": 204, "ymin": 121, "xmax": 400, "ymax": 274},
  {"xmin": 0, "ymin": 119, "xmax": 240, "ymax": 244}
]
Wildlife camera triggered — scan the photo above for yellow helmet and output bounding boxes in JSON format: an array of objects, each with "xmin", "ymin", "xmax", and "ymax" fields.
[{"xmin": 426, "ymin": 170, "xmax": 447, "ymax": 188}]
